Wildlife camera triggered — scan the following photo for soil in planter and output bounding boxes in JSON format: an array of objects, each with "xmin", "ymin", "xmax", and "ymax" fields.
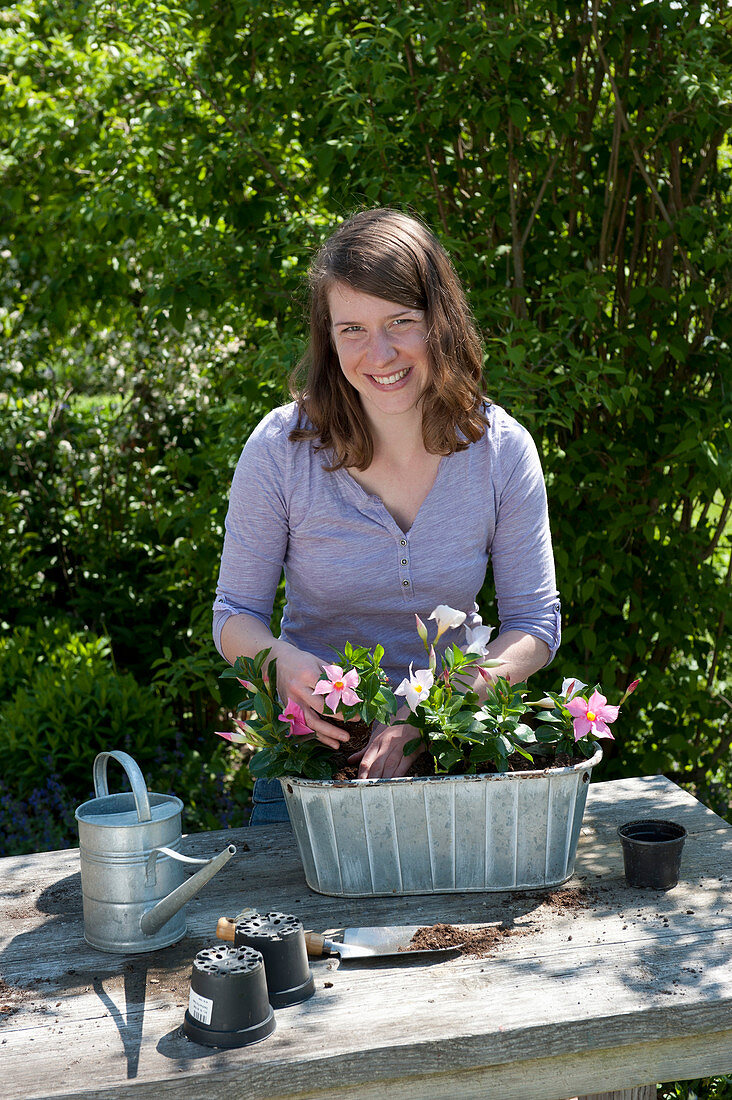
[
  {"xmin": 328, "ymin": 720, "xmax": 589, "ymax": 780},
  {"xmin": 328, "ymin": 720, "xmax": 434, "ymax": 780},
  {"xmin": 505, "ymin": 750, "xmax": 586, "ymax": 771}
]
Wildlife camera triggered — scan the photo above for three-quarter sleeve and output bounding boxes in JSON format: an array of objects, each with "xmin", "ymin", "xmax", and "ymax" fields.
[
  {"xmin": 212, "ymin": 414, "xmax": 290, "ymax": 658},
  {"xmin": 490, "ymin": 420, "xmax": 561, "ymax": 664}
]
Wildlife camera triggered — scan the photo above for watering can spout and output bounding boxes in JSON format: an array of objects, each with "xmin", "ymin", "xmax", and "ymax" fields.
[{"xmin": 140, "ymin": 843, "xmax": 236, "ymax": 938}]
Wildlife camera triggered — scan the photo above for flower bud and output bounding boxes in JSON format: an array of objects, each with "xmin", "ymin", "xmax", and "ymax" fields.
[{"xmin": 415, "ymin": 614, "xmax": 429, "ymax": 649}]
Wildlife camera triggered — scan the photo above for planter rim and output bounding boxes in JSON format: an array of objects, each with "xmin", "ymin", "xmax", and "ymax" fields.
[
  {"xmin": 617, "ymin": 819, "xmax": 688, "ymax": 845},
  {"xmin": 282, "ymin": 743, "xmax": 602, "ymax": 789}
]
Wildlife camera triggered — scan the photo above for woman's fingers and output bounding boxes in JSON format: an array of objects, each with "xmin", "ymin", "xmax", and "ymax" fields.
[
  {"xmin": 298, "ymin": 701, "xmax": 350, "ymax": 749},
  {"xmin": 274, "ymin": 649, "xmax": 350, "ymax": 749},
  {"xmin": 392, "ymin": 751, "xmax": 420, "ymax": 778},
  {"xmin": 355, "ymin": 724, "xmax": 423, "ymax": 779},
  {"xmin": 312, "ymin": 727, "xmax": 347, "ymax": 750}
]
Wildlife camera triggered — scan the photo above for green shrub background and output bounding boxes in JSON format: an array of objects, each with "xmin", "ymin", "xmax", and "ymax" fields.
[
  {"xmin": 2, "ymin": 9, "xmax": 730, "ymax": 1091},
  {"xmin": 1, "ymin": 0, "xmax": 731, "ymax": 858}
]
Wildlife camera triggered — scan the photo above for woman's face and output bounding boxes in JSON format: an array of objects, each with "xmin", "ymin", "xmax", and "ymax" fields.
[{"xmin": 327, "ymin": 281, "xmax": 430, "ymax": 426}]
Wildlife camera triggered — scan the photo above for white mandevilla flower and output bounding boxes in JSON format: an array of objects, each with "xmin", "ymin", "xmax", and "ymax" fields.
[
  {"xmin": 429, "ymin": 604, "xmax": 467, "ymax": 640},
  {"xmin": 395, "ymin": 663, "xmax": 435, "ymax": 712},
  {"xmin": 561, "ymin": 677, "xmax": 588, "ymax": 701},
  {"xmin": 464, "ymin": 623, "xmax": 494, "ymax": 656}
]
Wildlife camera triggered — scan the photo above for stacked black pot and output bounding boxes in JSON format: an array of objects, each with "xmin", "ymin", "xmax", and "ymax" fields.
[
  {"xmin": 183, "ymin": 911, "xmax": 314, "ymax": 1048},
  {"xmin": 234, "ymin": 911, "xmax": 316, "ymax": 1008}
]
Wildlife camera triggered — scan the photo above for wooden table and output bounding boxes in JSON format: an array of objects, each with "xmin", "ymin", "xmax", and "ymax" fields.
[{"xmin": 1, "ymin": 775, "xmax": 731, "ymax": 1100}]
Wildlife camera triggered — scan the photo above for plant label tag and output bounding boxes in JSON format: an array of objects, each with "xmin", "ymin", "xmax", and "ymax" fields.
[{"xmin": 188, "ymin": 989, "xmax": 213, "ymax": 1025}]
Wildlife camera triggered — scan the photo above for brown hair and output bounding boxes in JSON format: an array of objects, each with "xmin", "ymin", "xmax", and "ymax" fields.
[{"xmin": 289, "ymin": 208, "xmax": 488, "ymax": 470}]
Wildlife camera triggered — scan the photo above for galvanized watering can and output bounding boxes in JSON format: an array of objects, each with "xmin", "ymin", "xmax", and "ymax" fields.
[{"xmin": 75, "ymin": 750, "xmax": 236, "ymax": 954}]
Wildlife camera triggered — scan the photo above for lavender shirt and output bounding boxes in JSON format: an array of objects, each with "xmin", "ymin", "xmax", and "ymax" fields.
[{"xmin": 213, "ymin": 402, "xmax": 560, "ymax": 686}]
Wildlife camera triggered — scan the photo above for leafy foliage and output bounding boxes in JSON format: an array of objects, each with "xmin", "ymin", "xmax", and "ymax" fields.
[
  {"xmin": 0, "ymin": 0, "xmax": 731, "ymax": 852},
  {"xmin": 219, "ymin": 643, "xmax": 400, "ymax": 779},
  {"xmin": 414, "ymin": 671, "xmax": 536, "ymax": 775},
  {"xmin": 220, "ymin": 651, "xmax": 337, "ymax": 780},
  {"xmin": 402, "ymin": 658, "xmax": 620, "ymax": 776},
  {"xmin": 0, "ymin": 620, "xmax": 253, "ymax": 852},
  {"xmin": 318, "ymin": 641, "xmax": 399, "ymax": 727},
  {"xmin": 658, "ymin": 1076, "xmax": 732, "ymax": 1100},
  {"xmin": 221, "ymin": 640, "xmax": 626, "ymax": 779},
  {"xmin": 0, "ymin": 621, "xmax": 178, "ymax": 798}
]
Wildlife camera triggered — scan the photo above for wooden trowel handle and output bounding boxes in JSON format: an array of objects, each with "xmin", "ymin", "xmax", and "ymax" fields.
[
  {"xmin": 217, "ymin": 918, "xmax": 325, "ymax": 958},
  {"xmin": 303, "ymin": 932, "xmax": 326, "ymax": 957},
  {"xmin": 216, "ymin": 916, "xmax": 236, "ymax": 942}
]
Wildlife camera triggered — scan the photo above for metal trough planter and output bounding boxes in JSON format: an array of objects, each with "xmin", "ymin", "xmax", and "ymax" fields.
[{"xmin": 280, "ymin": 746, "xmax": 601, "ymax": 897}]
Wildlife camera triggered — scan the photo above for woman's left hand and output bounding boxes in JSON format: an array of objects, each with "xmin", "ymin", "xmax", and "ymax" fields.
[{"xmin": 347, "ymin": 721, "xmax": 423, "ymax": 779}]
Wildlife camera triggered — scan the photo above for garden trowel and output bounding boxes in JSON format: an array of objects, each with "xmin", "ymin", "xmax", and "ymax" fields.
[{"xmin": 216, "ymin": 915, "xmax": 462, "ymax": 963}]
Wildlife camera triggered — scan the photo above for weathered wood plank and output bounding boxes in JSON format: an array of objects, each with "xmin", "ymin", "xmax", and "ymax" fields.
[
  {"xmin": 3, "ymin": 1023, "xmax": 730, "ymax": 1099},
  {"xmin": 2, "ymin": 921, "xmax": 730, "ymax": 1095},
  {"xmin": 1, "ymin": 776, "xmax": 730, "ymax": 1100},
  {"xmin": 576, "ymin": 1088, "xmax": 657, "ymax": 1100}
]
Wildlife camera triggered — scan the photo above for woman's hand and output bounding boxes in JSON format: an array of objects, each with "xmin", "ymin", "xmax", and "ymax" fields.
[
  {"xmin": 271, "ymin": 640, "xmax": 350, "ymax": 750},
  {"xmin": 348, "ymin": 720, "xmax": 423, "ymax": 779}
]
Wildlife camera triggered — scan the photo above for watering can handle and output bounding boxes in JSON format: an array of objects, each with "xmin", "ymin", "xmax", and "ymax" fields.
[
  {"xmin": 92, "ymin": 751, "xmax": 152, "ymax": 823},
  {"xmin": 146, "ymin": 846, "xmax": 215, "ymax": 885}
]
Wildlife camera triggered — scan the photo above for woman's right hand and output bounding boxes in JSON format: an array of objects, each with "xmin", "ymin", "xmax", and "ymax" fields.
[{"xmin": 271, "ymin": 640, "xmax": 351, "ymax": 750}]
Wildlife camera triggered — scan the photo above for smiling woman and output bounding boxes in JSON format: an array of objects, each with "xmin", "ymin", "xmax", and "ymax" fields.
[
  {"xmin": 212, "ymin": 208, "xmax": 561, "ymax": 823},
  {"xmin": 328, "ymin": 284, "xmax": 430, "ymax": 421},
  {"xmin": 290, "ymin": 208, "xmax": 488, "ymax": 472}
]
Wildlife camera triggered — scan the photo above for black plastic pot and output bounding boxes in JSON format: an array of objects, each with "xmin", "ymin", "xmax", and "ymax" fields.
[
  {"xmin": 235, "ymin": 912, "xmax": 315, "ymax": 1008},
  {"xmin": 183, "ymin": 944, "xmax": 275, "ymax": 1048},
  {"xmin": 618, "ymin": 819, "xmax": 687, "ymax": 890}
]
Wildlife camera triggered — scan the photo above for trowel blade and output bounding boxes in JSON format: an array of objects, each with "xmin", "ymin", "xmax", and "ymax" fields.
[{"xmin": 327, "ymin": 925, "xmax": 461, "ymax": 963}]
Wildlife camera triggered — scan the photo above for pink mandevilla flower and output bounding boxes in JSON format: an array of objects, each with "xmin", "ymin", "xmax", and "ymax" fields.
[
  {"xmin": 565, "ymin": 690, "xmax": 619, "ymax": 742},
  {"xmin": 617, "ymin": 678, "xmax": 641, "ymax": 706},
  {"xmin": 278, "ymin": 699, "xmax": 311, "ymax": 738},
  {"xmin": 311, "ymin": 664, "xmax": 361, "ymax": 714},
  {"xmin": 215, "ymin": 717, "xmax": 254, "ymax": 745}
]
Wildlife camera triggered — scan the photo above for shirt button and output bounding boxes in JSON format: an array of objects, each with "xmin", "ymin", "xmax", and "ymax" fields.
[
  {"xmin": 402, "ymin": 579, "xmax": 410, "ymax": 587},
  {"xmin": 401, "ymin": 558, "xmax": 408, "ymax": 566},
  {"xmin": 400, "ymin": 539, "xmax": 407, "ymax": 546}
]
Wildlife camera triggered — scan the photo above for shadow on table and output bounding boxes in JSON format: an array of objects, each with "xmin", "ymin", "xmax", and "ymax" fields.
[
  {"xmin": 92, "ymin": 966, "xmax": 149, "ymax": 1078},
  {"xmin": 156, "ymin": 1024, "xmax": 222, "ymax": 1061},
  {"xmin": 0, "ymin": 870, "xmax": 210, "ymax": 1080},
  {"xmin": 441, "ymin": 875, "xmax": 731, "ymax": 1007}
]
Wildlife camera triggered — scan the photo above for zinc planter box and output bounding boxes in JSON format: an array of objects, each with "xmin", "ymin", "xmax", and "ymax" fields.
[{"xmin": 280, "ymin": 746, "xmax": 602, "ymax": 897}]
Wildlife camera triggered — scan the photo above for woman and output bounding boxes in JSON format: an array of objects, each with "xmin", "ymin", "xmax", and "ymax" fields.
[{"xmin": 213, "ymin": 208, "xmax": 560, "ymax": 823}]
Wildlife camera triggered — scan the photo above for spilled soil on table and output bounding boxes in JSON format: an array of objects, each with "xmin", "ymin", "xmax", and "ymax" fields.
[
  {"xmin": 404, "ymin": 922, "xmax": 531, "ymax": 957},
  {"xmin": 403, "ymin": 885, "xmax": 601, "ymax": 958}
]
